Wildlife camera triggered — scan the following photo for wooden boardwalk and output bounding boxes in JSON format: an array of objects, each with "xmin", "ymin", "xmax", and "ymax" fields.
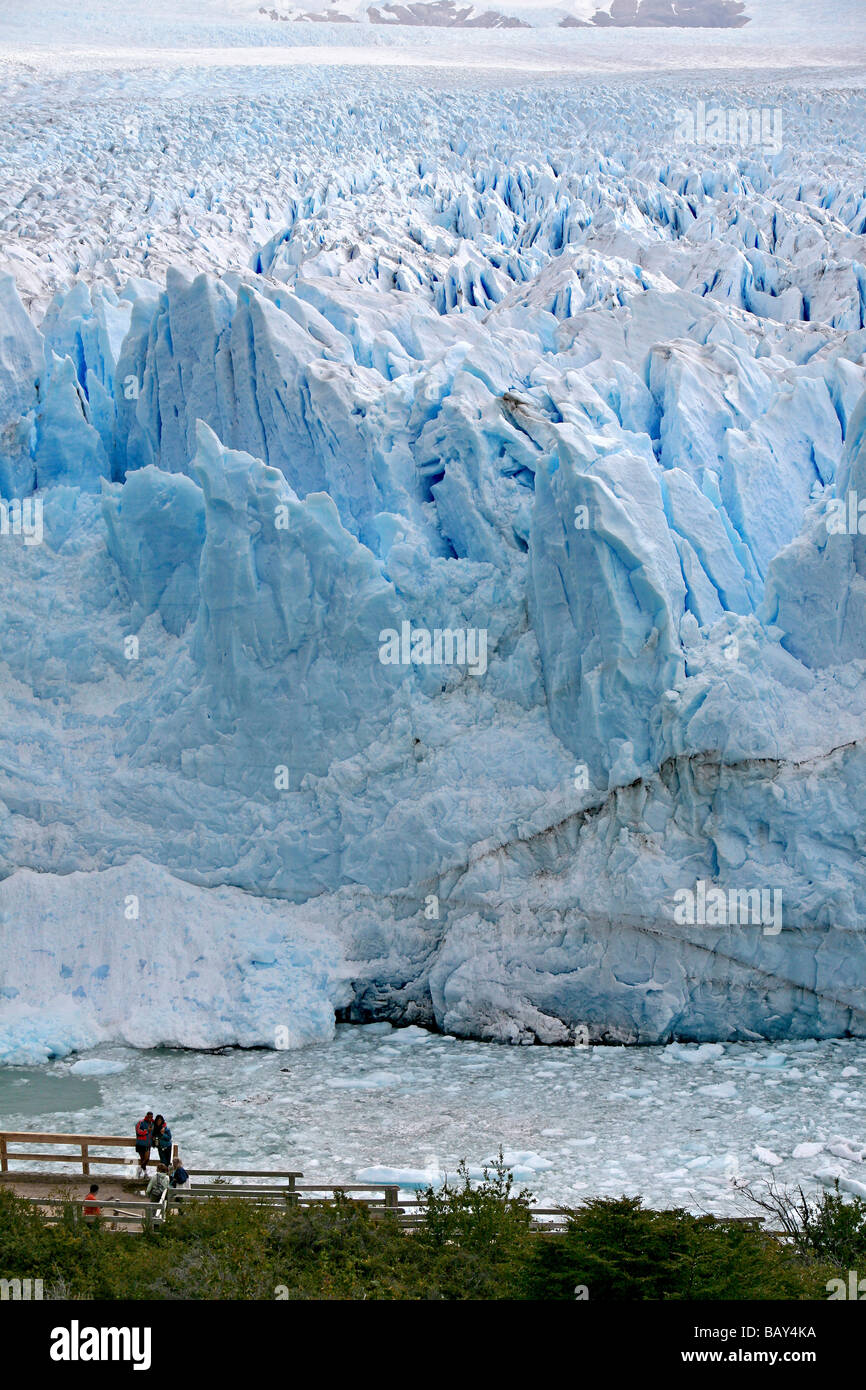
[
  {"xmin": 0, "ymin": 1131, "xmax": 776, "ymax": 1237},
  {"xmin": 0, "ymin": 1129, "xmax": 571, "ymax": 1232}
]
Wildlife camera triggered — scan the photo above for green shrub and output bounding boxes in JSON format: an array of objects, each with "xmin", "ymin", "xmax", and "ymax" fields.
[
  {"xmin": 0, "ymin": 1173, "xmax": 834, "ymax": 1301},
  {"xmin": 800, "ymin": 1188, "xmax": 866, "ymax": 1269},
  {"xmin": 739, "ymin": 1179, "xmax": 866, "ymax": 1271},
  {"xmin": 415, "ymin": 1153, "xmax": 535, "ymax": 1299},
  {"xmin": 525, "ymin": 1195, "xmax": 832, "ymax": 1301}
]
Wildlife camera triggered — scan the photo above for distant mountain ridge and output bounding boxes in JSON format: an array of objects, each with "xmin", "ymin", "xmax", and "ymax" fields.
[
  {"xmin": 591, "ymin": 0, "xmax": 749, "ymax": 25},
  {"xmin": 369, "ymin": 1, "xmax": 529, "ymax": 26},
  {"xmin": 259, "ymin": 0, "xmax": 750, "ymax": 28}
]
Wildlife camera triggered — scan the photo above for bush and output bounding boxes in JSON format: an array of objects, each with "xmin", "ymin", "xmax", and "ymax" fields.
[
  {"xmin": 414, "ymin": 1153, "xmax": 535, "ymax": 1299},
  {"xmin": 524, "ymin": 1196, "xmax": 832, "ymax": 1301},
  {"xmin": 0, "ymin": 1174, "xmax": 834, "ymax": 1301},
  {"xmin": 738, "ymin": 1178, "xmax": 866, "ymax": 1270}
]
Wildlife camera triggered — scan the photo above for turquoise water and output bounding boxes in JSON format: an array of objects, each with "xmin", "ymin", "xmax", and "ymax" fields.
[{"xmin": 0, "ymin": 1067, "xmax": 102, "ymax": 1119}]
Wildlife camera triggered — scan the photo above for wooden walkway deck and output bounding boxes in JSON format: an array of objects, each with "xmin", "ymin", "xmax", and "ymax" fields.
[
  {"xmin": 1, "ymin": 1130, "xmax": 772, "ymax": 1236},
  {"xmin": 0, "ymin": 1129, "xmax": 572, "ymax": 1232}
]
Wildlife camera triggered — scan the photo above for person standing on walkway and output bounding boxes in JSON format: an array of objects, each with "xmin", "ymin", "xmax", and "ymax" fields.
[
  {"xmin": 153, "ymin": 1115, "xmax": 173, "ymax": 1168},
  {"xmin": 135, "ymin": 1111, "xmax": 154, "ymax": 1176},
  {"xmin": 169, "ymin": 1156, "xmax": 191, "ymax": 1206},
  {"xmin": 83, "ymin": 1183, "xmax": 101, "ymax": 1226},
  {"xmin": 145, "ymin": 1163, "xmax": 171, "ymax": 1206}
]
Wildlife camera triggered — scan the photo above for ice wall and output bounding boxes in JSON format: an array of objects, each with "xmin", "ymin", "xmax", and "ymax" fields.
[{"xmin": 1, "ymin": 80, "xmax": 866, "ymax": 1054}]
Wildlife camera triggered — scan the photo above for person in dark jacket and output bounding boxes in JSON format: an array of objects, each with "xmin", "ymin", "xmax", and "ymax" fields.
[
  {"xmin": 169, "ymin": 1157, "xmax": 191, "ymax": 1205},
  {"xmin": 134, "ymin": 1111, "xmax": 154, "ymax": 1175},
  {"xmin": 153, "ymin": 1115, "xmax": 173, "ymax": 1167}
]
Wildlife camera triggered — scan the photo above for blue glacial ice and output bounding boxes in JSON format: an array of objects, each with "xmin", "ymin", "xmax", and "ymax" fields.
[{"xmin": 1, "ymin": 66, "xmax": 866, "ymax": 1061}]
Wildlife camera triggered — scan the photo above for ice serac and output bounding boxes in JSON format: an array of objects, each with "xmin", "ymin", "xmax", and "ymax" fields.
[
  {"xmin": 134, "ymin": 421, "xmax": 405, "ymax": 799},
  {"xmin": 762, "ymin": 391, "xmax": 866, "ymax": 669},
  {"xmin": 0, "ymin": 274, "xmax": 43, "ymax": 496},
  {"xmin": 0, "ymin": 859, "xmax": 348, "ymax": 1065},
  {"xmin": 102, "ymin": 465, "xmax": 206, "ymax": 636},
  {"xmin": 530, "ymin": 443, "xmax": 686, "ymax": 782},
  {"xmin": 34, "ymin": 353, "xmax": 110, "ymax": 490},
  {"xmin": 1, "ymin": 76, "xmax": 866, "ymax": 1056}
]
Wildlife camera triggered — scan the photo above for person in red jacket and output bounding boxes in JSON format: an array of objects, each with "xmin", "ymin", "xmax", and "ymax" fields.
[
  {"xmin": 135, "ymin": 1111, "xmax": 154, "ymax": 1175},
  {"xmin": 83, "ymin": 1183, "xmax": 101, "ymax": 1226}
]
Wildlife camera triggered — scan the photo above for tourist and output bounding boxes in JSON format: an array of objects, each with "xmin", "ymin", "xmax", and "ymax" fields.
[
  {"xmin": 82, "ymin": 1183, "xmax": 101, "ymax": 1226},
  {"xmin": 145, "ymin": 1163, "xmax": 171, "ymax": 1205},
  {"xmin": 169, "ymin": 1157, "xmax": 191, "ymax": 1205},
  {"xmin": 134, "ymin": 1111, "xmax": 154, "ymax": 1176},
  {"xmin": 153, "ymin": 1114, "xmax": 173, "ymax": 1167}
]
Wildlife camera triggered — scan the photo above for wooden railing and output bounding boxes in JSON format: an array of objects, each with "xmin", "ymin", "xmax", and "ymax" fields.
[
  {"xmin": 0, "ymin": 1132, "xmax": 774, "ymax": 1238},
  {"xmin": 0, "ymin": 1130, "xmax": 178, "ymax": 1175},
  {"xmin": 19, "ymin": 1187, "xmax": 558, "ymax": 1233},
  {"xmin": 176, "ymin": 1168, "xmax": 302, "ymax": 1183},
  {"xmin": 183, "ymin": 1181, "xmax": 403, "ymax": 1209}
]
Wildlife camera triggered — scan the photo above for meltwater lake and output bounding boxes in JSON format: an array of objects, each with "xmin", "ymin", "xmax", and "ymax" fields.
[{"xmin": 2, "ymin": 1026, "xmax": 864, "ymax": 1215}]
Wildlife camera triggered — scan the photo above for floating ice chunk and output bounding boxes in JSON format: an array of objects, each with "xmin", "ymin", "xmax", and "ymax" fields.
[
  {"xmin": 664, "ymin": 1043, "xmax": 726, "ymax": 1065},
  {"xmin": 815, "ymin": 1164, "xmax": 846, "ymax": 1186},
  {"xmin": 68, "ymin": 1058, "xmax": 127, "ymax": 1077},
  {"xmin": 792, "ymin": 1142, "xmax": 825, "ymax": 1159},
  {"xmin": 827, "ymin": 1138, "xmax": 866, "ymax": 1163},
  {"xmin": 388, "ymin": 1026, "xmax": 433, "ymax": 1044},
  {"xmin": 698, "ymin": 1080, "xmax": 739, "ymax": 1099},
  {"xmin": 356, "ymin": 1166, "xmax": 439, "ymax": 1188},
  {"xmin": 741, "ymin": 1052, "xmax": 789, "ymax": 1071},
  {"xmin": 328, "ymin": 1071, "xmax": 401, "ymax": 1089},
  {"xmin": 488, "ymin": 1150, "xmax": 554, "ymax": 1173},
  {"xmin": 753, "ymin": 1146, "xmax": 783, "ymax": 1167}
]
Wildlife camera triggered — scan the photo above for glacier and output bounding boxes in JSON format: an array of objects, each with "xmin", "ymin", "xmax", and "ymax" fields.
[{"xmin": 1, "ymin": 12, "xmax": 866, "ymax": 1062}]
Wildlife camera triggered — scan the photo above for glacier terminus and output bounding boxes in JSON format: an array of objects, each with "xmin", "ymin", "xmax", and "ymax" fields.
[{"xmin": 0, "ymin": 0, "xmax": 866, "ymax": 1069}]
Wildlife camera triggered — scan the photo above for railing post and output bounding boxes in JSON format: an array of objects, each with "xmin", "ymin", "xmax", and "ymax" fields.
[
  {"xmin": 81, "ymin": 1144, "xmax": 89, "ymax": 1178},
  {"xmin": 0, "ymin": 1136, "xmax": 7, "ymax": 1174},
  {"xmin": 286, "ymin": 1174, "xmax": 297, "ymax": 1207},
  {"xmin": 385, "ymin": 1186, "xmax": 398, "ymax": 1209},
  {"xmin": 172, "ymin": 1142, "xmax": 178, "ymax": 1165}
]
